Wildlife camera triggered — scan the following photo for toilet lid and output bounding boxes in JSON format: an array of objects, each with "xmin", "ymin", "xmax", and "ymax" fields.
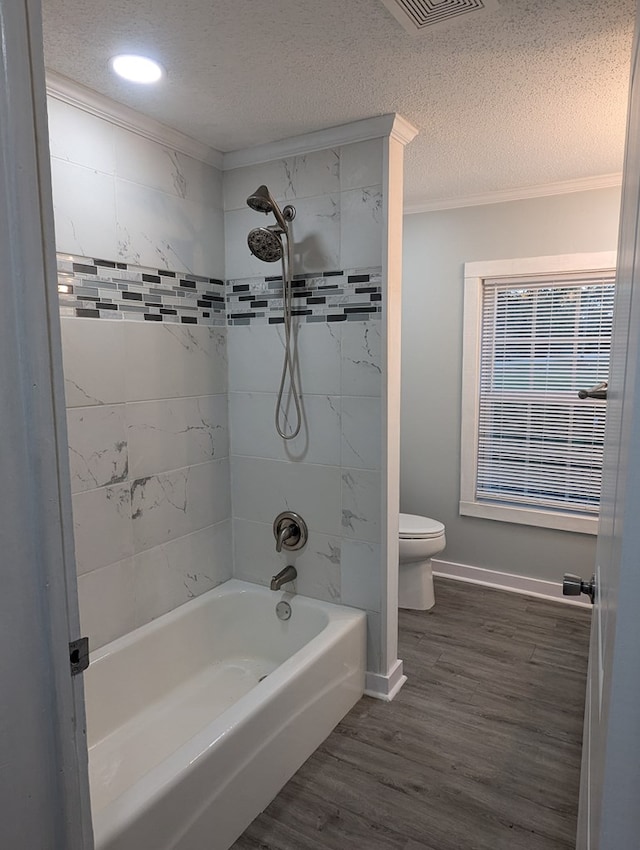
[{"xmin": 399, "ymin": 513, "xmax": 445, "ymax": 539}]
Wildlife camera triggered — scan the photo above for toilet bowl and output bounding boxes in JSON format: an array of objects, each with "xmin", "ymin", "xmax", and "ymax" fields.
[{"xmin": 398, "ymin": 513, "xmax": 446, "ymax": 610}]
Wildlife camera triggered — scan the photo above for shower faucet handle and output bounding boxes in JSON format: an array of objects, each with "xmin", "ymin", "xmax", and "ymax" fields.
[{"xmin": 273, "ymin": 511, "xmax": 308, "ymax": 553}]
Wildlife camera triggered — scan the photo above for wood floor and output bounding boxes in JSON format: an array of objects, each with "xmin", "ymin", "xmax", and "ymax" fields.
[{"xmin": 231, "ymin": 578, "xmax": 591, "ymax": 850}]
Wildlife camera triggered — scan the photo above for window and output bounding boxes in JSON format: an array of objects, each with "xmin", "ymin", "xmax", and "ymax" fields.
[{"xmin": 460, "ymin": 253, "xmax": 616, "ymax": 534}]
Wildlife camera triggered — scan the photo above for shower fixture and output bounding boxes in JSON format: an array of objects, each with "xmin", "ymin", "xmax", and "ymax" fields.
[
  {"xmin": 247, "ymin": 184, "xmax": 295, "ymax": 231},
  {"xmin": 246, "ymin": 185, "xmax": 302, "ymax": 441}
]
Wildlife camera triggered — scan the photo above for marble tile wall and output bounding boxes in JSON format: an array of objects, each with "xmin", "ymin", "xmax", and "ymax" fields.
[
  {"xmin": 47, "ymin": 97, "xmax": 225, "ymax": 280},
  {"xmin": 224, "ymin": 139, "xmax": 383, "ymax": 279},
  {"xmin": 224, "ymin": 140, "xmax": 387, "ymax": 674},
  {"xmin": 62, "ymin": 317, "xmax": 231, "ymax": 651},
  {"xmin": 228, "ymin": 320, "xmax": 384, "ymax": 669},
  {"xmin": 48, "ymin": 98, "xmax": 231, "ymax": 651}
]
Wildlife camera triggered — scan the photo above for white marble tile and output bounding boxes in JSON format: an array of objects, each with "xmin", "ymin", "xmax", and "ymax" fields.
[
  {"xmin": 67, "ymin": 405, "xmax": 128, "ymax": 494},
  {"xmin": 223, "ymin": 149, "xmax": 340, "ymax": 211},
  {"xmin": 72, "ymin": 483, "xmax": 134, "ymax": 575},
  {"xmin": 227, "ymin": 323, "xmax": 285, "ymax": 392},
  {"xmin": 124, "ymin": 324, "xmax": 227, "ymax": 401},
  {"xmin": 60, "ymin": 318, "xmax": 126, "ymax": 407},
  {"xmin": 341, "ymin": 396, "xmax": 383, "ymax": 470},
  {"xmin": 113, "ymin": 127, "xmax": 223, "ymax": 208},
  {"xmin": 290, "ymin": 193, "xmax": 341, "ymax": 274},
  {"xmin": 341, "ymin": 322, "xmax": 382, "ymax": 397},
  {"xmin": 296, "ymin": 321, "xmax": 342, "ymax": 394},
  {"xmin": 127, "ymin": 394, "xmax": 229, "ymax": 479},
  {"xmin": 295, "ymin": 533, "xmax": 342, "ymax": 604},
  {"xmin": 229, "ymin": 392, "xmax": 340, "ymax": 465},
  {"xmin": 232, "ymin": 518, "xmax": 341, "ymax": 603},
  {"xmin": 47, "ymin": 97, "xmax": 116, "ymax": 174},
  {"xmin": 77, "ymin": 557, "xmax": 135, "ymax": 651},
  {"xmin": 115, "ymin": 179, "xmax": 225, "ymax": 279},
  {"xmin": 341, "ymin": 468, "xmax": 382, "ymax": 543},
  {"xmin": 231, "ymin": 456, "xmax": 342, "ymax": 536},
  {"xmin": 133, "ymin": 521, "xmax": 232, "ymax": 627},
  {"xmin": 228, "ymin": 322, "xmax": 341, "ymax": 395},
  {"xmin": 131, "ymin": 459, "xmax": 231, "ymax": 553},
  {"xmin": 50, "ymin": 159, "xmax": 117, "ymax": 259},
  {"xmin": 341, "ymin": 540, "xmax": 382, "ymax": 612},
  {"xmin": 340, "ymin": 185, "xmax": 384, "ymax": 270},
  {"xmin": 340, "ymin": 139, "xmax": 384, "ymax": 192}
]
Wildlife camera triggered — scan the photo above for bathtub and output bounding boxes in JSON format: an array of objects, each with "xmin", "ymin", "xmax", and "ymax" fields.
[{"xmin": 84, "ymin": 579, "xmax": 366, "ymax": 850}]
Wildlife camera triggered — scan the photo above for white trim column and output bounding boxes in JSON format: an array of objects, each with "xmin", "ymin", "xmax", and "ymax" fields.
[{"xmin": 368, "ymin": 117, "xmax": 418, "ymax": 701}]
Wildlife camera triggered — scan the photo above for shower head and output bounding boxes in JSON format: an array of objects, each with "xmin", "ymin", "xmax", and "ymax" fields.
[
  {"xmin": 246, "ymin": 185, "xmax": 296, "ymax": 232},
  {"xmin": 247, "ymin": 185, "xmax": 276, "ymax": 215},
  {"xmin": 247, "ymin": 226, "xmax": 283, "ymax": 263}
]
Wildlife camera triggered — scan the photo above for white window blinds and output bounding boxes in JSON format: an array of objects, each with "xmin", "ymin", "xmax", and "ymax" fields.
[{"xmin": 477, "ymin": 272, "xmax": 615, "ymax": 515}]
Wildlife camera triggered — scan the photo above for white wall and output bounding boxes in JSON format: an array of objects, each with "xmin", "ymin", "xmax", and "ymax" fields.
[
  {"xmin": 48, "ymin": 97, "xmax": 231, "ymax": 650},
  {"xmin": 224, "ymin": 140, "xmax": 389, "ymax": 674},
  {"xmin": 401, "ymin": 186, "xmax": 622, "ymax": 583}
]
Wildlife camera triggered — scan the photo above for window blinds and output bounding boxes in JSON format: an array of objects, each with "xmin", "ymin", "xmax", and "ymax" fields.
[{"xmin": 477, "ymin": 273, "xmax": 615, "ymax": 514}]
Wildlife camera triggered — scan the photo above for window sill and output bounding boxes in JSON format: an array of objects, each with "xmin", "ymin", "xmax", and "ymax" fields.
[{"xmin": 459, "ymin": 500, "xmax": 599, "ymax": 535}]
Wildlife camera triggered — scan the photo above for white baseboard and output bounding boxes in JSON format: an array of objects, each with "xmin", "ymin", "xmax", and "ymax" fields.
[
  {"xmin": 364, "ymin": 659, "xmax": 407, "ymax": 701},
  {"xmin": 431, "ymin": 558, "xmax": 591, "ymax": 608}
]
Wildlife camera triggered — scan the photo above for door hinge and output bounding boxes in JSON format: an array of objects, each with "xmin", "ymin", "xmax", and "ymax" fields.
[{"xmin": 69, "ymin": 637, "xmax": 89, "ymax": 676}]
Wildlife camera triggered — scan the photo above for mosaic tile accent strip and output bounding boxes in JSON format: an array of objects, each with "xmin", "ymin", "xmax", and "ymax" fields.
[
  {"xmin": 225, "ymin": 267, "xmax": 383, "ymax": 325},
  {"xmin": 56, "ymin": 254, "xmax": 225, "ymax": 326}
]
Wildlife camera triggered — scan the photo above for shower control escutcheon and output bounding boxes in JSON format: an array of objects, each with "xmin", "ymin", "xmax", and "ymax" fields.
[{"xmin": 273, "ymin": 511, "xmax": 308, "ymax": 553}]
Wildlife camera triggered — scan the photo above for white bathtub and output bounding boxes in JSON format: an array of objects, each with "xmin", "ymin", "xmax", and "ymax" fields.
[{"xmin": 84, "ymin": 579, "xmax": 366, "ymax": 850}]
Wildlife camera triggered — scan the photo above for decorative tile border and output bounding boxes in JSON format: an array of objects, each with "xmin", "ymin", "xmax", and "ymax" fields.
[
  {"xmin": 56, "ymin": 254, "xmax": 226, "ymax": 326},
  {"xmin": 225, "ymin": 267, "xmax": 383, "ymax": 325},
  {"xmin": 56, "ymin": 255, "xmax": 382, "ymax": 326}
]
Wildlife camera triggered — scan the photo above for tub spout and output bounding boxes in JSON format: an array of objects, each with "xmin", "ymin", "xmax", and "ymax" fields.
[{"xmin": 270, "ymin": 565, "xmax": 297, "ymax": 591}]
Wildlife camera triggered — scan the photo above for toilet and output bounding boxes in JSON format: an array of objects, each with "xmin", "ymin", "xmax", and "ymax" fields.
[{"xmin": 398, "ymin": 513, "xmax": 446, "ymax": 610}]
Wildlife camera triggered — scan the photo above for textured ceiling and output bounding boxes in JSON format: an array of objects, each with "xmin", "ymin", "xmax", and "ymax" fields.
[{"xmin": 41, "ymin": 0, "xmax": 635, "ymax": 207}]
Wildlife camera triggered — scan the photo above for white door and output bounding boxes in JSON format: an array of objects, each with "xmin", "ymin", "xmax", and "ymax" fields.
[
  {"xmin": 576, "ymin": 7, "xmax": 640, "ymax": 847},
  {"xmin": 0, "ymin": 1, "xmax": 92, "ymax": 847}
]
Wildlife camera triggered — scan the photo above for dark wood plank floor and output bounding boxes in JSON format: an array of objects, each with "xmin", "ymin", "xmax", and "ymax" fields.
[{"xmin": 231, "ymin": 578, "xmax": 591, "ymax": 850}]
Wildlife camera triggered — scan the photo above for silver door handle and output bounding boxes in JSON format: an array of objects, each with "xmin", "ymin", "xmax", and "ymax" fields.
[
  {"xmin": 577, "ymin": 381, "xmax": 608, "ymax": 400},
  {"xmin": 563, "ymin": 573, "xmax": 596, "ymax": 604}
]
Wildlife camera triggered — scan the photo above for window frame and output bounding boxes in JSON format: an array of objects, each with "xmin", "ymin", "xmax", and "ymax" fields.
[{"xmin": 460, "ymin": 251, "xmax": 617, "ymax": 535}]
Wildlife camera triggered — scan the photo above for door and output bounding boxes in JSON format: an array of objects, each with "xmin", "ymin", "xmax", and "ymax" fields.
[
  {"xmin": 0, "ymin": 1, "xmax": 92, "ymax": 847},
  {"xmin": 576, "ymin": 4, "xmax": 640, "ymax": 846}
]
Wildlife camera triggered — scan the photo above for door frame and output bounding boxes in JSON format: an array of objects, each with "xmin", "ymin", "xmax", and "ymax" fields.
[
  {"xmin": 577, "ymin": 3, "xmax": 640, "ymax": 844},
  {"xmin": 0, "ymin": 1, "xmax": 92, "ymax": 846}
]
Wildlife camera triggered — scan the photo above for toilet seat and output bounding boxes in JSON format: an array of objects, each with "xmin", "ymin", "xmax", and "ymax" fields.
[{"xmin": 399, "ymin": 513, "xmax": 445, "ymax": 539}]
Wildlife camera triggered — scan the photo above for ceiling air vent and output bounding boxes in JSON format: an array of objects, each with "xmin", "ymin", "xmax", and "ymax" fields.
[{"xmin": 381, "ymin": 0, "xmax": 500, "ymax": 34}]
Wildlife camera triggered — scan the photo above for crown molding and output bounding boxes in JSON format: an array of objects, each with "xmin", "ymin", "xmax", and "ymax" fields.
[
  {"xmin": 222, "ymin": 113, "xmax": 418, "ymax": 171},
  {"xmin": 389, "ymin": 114, "xmax": 419, "ymax": 146},
  {"xmin": 404, "ymin": 173, "xmax": 623, "ymax": 214},
  {"xmin": 45, "ymin": 70, "xmax": 224, "ymax": 169}
]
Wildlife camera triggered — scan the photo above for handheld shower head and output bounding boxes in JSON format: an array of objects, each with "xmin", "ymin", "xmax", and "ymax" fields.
[
  {"xmin": 247, "ymin": 226, "xmax": 283, "ymax": 263},
  {"xmin": 246, "ymin": 185, "xmax": 296, "ymax": 232}
]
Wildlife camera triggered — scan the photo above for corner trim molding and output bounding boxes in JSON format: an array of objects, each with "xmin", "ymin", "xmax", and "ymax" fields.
[
  {"xmin": 223, "ymin": 113, "xmax": 419, "ymax": 171},
  {"xmin": 364, "ymin": 659, "xmax": 407, "ymax": 701},
  {"xmin": 45, "ymin": 70, "xmax": 224, "ymax": 168},
  {"xmin": 432, "ymin": 558, "xmax": 591, "ymax": 607},
  {"xmin": 404, "ymin": 173, "xmax": 623, "ymax": 214}
]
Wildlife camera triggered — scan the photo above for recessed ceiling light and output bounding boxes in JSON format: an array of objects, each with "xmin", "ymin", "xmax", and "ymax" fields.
[{"xmin": 110, "ymin": 54, "xmax": 164, "ymax": 84}]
